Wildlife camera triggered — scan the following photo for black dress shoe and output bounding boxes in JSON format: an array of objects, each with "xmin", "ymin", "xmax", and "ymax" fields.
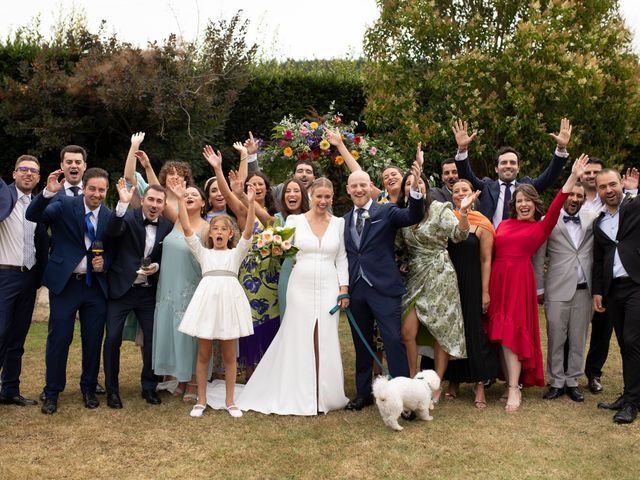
[
  {"xmin": 344, "ymin": 396, "xmax": 374, "ymax": 411},
  {"xmin": 597, "ymin": 394, "xmax": 625, "ymax": 411},
  {"xmin": 96, "ymin": 383, "xmax": 106, "ymax": 395},
  {"xmin": 566, "ymin": 386, "xmax": 584, "ymax": 402},
  {"xmin": 613, "ymin": 404, "xmax": 638, "ymax": 424},
  {"xmin": 41, "ymin": 398, "xmax": 57, "ymax": 415},
  {"xmin": 0, "ymin": 394, "xmax": 38, "ymax": 406},
  {"xmin": 141, "ymin": 389, "xmax": 161, "ymax": 405},
  {"xmin": 543, "ymin": 386, "xmax": 565, "ymax": 400},
  {"xmin": 106, "ymin": 393, "xmax": 123, "ymax": 409},
  {"xmin": 83, "ymin": 392, "xmax": 100, "ymax": 409},
  {"xmin": 588, "ymin": 376, "xmax": 603, "ymax": 394}
]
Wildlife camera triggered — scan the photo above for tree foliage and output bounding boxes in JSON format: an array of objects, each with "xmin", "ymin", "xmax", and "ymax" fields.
[{"xmin": 364, "ymin": 0, "xmax": 640, "ymax": 179}]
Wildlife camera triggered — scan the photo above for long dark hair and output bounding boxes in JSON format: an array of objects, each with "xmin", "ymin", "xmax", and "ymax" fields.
[
  {"xmin": 279, "ymin": 178, "xmax": 310, "ymax": 219},
  {"xmin": 508, "ymin": 184, "xmax": 544, "ymax": 221},
  {"xmin": 397, "ymin": 170, "xmax": 432, "ymax": 219},
  {"xmin": 246, "ymin": 172, "xmax": 276, "ymax": 215}
]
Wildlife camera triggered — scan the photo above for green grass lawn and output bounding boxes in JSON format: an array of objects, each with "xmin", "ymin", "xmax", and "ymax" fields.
[{"xmin": 2, "ymin": 313, "xmax": 639, "ymax": 479}]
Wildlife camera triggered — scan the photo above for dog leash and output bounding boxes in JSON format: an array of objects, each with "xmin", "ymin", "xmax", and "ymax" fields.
[{"xmin": 330, "ymin": 294, "xmax": 392, "ymax": 379}]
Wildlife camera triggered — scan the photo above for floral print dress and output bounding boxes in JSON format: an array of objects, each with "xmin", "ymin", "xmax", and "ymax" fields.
[{"xmin": 400, "ymin": 201, "xmax": 468, "ymax": 358}]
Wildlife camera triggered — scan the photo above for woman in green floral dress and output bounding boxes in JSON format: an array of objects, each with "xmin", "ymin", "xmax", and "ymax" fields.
[{"xmin": 397, "ymin": 167, "xmax": 478, "ymax": 402}]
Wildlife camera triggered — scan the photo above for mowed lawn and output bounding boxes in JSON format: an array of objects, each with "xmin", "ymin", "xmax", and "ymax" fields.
[{"xmin": 2, "ymin": 303, "xmax": 639, "ymax": 480}]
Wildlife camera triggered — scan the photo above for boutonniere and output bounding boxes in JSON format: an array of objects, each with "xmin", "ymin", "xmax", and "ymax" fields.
[{"xmin": 362, "ymin": 211, "xmax": 371, "ymax": 221}]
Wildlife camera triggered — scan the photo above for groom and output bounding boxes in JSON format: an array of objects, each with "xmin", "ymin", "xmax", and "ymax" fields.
[{"xmin": 343, "ymin": 160, "xmax": 425, "ymax": 410}]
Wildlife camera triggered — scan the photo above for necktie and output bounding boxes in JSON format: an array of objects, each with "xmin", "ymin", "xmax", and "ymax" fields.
[
  {"xmin": 69, "ymin": 186, "xmax": 80, "ymax": 196},
  {"xmin": 85, "ymin": 212, "xmax": 96, "ymax": 286},
  {"xmin": 21, "ymin": 195, "xmax": 36, "ymax": 269},
  {"xmin": 501, "ymin": 182, "xmax": 513, "ymax": 220},
  {"xmin": 144, "ymin": 218, "xmax": 158, "ymax": 227},
  {"xmin": 563, "ymin": 215, "xmax": 580, "ymax": 224},
  {"xmin": 356, "ymin": 208, "xmax": 365, "ymax": 235}
]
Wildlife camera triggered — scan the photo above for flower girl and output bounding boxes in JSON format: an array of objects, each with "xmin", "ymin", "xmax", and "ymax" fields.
[{"xmin": 168, "ymin": 179, "xmax": 256, "ymax": 418}]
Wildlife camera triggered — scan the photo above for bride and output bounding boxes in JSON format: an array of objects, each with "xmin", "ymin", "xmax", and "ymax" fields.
[{"xmin": 236, "ymin": 177, "xmax": 350, "ymax": 415}]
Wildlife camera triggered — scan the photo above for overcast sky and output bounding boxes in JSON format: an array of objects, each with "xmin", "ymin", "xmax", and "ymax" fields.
[{"xmin": 2, "ymin": 0, "xmax": 640, "ymax": 59}]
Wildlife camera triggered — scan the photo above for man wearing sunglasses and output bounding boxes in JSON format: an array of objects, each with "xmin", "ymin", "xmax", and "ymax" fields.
[{"xmin": 0, "ymin": 156, "xmax": 49, "ymax": 407}]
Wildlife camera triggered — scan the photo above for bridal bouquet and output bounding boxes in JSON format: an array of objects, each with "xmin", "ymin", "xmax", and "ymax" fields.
[{"xmin": 249, "ymin": 225, "xmax": 298, "ymax": 274}]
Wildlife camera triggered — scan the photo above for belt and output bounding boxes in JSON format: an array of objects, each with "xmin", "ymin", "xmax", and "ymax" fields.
[
  {"xmin": 613, "ymin": 276, "xmax": 635, "ymax": 286},
  {"xmin": 131, "ymin": 282, "xmax": 152, "ymax": 288},
  {"xmin": 72, "ymin": 273, "xmax": 87, "ymax": 280},
  {"xmin": 576, "ymin": 283, "xmax": 588, "ymax": 290},
  {"xmin": 203, "ymin": 270, "xmax": 236, "ymax": 278},
  {"xmin": 0, "ymin": 264, "xmax": 33, "ymax": 272}
]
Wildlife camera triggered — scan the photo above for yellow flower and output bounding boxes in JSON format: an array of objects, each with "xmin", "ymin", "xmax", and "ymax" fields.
[
  {"xmin": 350, "ymin": 150, "xmax": 360, "ymax": 160},
  {"xmin": 283, "ymin": 147, "xmax": 293, "ymax": 157},
  {"xmin": 335, "ymin": 155, "xmax": 344, "ymax": 166},
  {"xmin": 310, "ymin": 122, "xmax": 319, "ymax": 130},
  {"xmin": 319, "ymin": 140, "xmax": 330, "ymax": 151}
]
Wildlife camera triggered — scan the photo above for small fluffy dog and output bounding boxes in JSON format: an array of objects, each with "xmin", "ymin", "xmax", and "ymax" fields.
[{"xmin": 372, "ymin": 370, "xmax": 441, "ymax": 431}]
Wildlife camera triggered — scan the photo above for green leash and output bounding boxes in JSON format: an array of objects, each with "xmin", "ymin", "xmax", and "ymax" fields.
[{"xmin": 330, "ymin": 294, "xmax": 391, "ymax": 378}]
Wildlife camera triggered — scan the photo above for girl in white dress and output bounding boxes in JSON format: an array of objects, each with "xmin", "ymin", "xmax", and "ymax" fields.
[
  {"xmin": 168, "ymin": 180, "xmax": 257, "ymax": 418},
  {"xmin": 237, "ymin": 178, "xmax": 350, "ymax": 415}
]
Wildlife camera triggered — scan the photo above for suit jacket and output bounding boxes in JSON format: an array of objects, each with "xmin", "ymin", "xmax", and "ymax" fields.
[
  {"xmin": 592, "ymin": 194, "xmax": 640, "ymax": 296},
  {"xmin": 534, "ymin": 209, "xmax": 598, "ymax": 302},
  {"xmin": 430, "ymin": 186, "xmax": 452, "ymax": 204},
  {"xmin": 105, "ymin": 207, "xmax": 173, "ymax": 299},
  {"xmin": 0, "ymin": 179, "xmax": 49, "ymax": 283},
  {"xmin": 25, "ymin": 192, "xmax": 112, "ymax": 297},
  {"xmin": 456, "ymin": 153, "xmax": 568, "ymax": 219},
  {"xmin": 343, "ymin": 194, "xmax": 424, "ymax": 297}
]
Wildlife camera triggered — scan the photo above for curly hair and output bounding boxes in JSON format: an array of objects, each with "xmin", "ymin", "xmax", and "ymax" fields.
[
  {"xmin": 508, "ymin": 184, "xmax": 544, "ymax": 221},
  {"xmin": 158, "ymin": 161, "xmax": 193, "ymax": 188}
]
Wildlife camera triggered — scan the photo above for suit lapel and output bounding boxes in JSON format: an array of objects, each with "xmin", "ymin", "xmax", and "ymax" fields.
[
  {"xmin": 74, "ymin": 197, "xmax": 87, "ymax": 244},
  {"xmin": 95, "ymin": 204, "xmax": 111, "ymax": 241},
  {"xmin": 556, "ymin": 216, "xmax": 575, "ymax": 249},
  {"xmin": 576, "ymin": 211, "xmax": 590, "ymax": 248},
  {"xmin": 9, "ymin": 183, "xmax": 18, "ymax": 206},
  {"xmin": 344, "ymin": 209, "xmax": 355, "ymax": 250},
  {"xmin": 359, "ymin": 201, "xmax": 379, "ymax": 247}
]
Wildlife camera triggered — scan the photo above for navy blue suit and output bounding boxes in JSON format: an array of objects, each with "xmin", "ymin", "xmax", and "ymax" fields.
[
  {"xmin": 0, "ymin": 179, "xmax": 49, "ymax": 398},
  {"xmin": 343, "ymin": 194, "xmax": 425, "ymax": 398},
  {"xmin": 103, "ymin": 207, "xmax": 172, "ymax": 394},
  {"xmin": 456, "ymin": 153, "xmax": 568, "ymax": 220},
  {"xmin": 26, "ymin": 192, "xmax": 112, "ymax": 399}
]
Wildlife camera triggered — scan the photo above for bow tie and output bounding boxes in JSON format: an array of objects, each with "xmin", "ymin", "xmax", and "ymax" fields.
[
  {"xmin": 563, "ymin": 215, "xmax": 580, "ymax": 224},
  {"xmin": 144, "ymin": 218, "xmax": 158, "ymax": 227}
]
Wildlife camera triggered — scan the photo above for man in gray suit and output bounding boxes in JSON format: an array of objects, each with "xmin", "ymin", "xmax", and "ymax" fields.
[{"xmin": 534, "ymin": 182, "xmax": 598, "ymax": 401}]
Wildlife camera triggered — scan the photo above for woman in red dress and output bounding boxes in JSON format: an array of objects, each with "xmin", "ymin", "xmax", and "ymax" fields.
[{"xmin": 486, "ymin": 154, "xmax": 588, "ymax": 412}]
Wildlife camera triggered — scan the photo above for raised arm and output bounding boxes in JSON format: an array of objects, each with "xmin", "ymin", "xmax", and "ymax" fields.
[
  {"xmin": 531, "ymin": 118, "xmax": 572, "ymax": 193},
  {"xmin": 25, "ymin": 169, "xmax": 65, "ymax": 224},
  {"xmin": 106, "ymin": 178, "xmax": 136, "ymax": 237},
  {"xmin": 124, "ymin": 132, "xmax": 144, "ymax": 187},
  {"xmin": 243, "ymin": 185, "xmax": 256, "ymax": 240},
  {"xmin": 203, "ymin": 145, "xmax": 248, "ymax": 226},
  {"xmin": 233, "ymin": 142, "xmax": 249, "ymax": 184},
  {"xmin": 244, "ymin": 131, "xmax": 261, "ymax": 177},
  {"xmin": 135, "ymin": 150, "xmax": 160, "ymax": 186},
  {"xmin": 451, "ymin": 120, "xmax": 485, "ymax": 191}
]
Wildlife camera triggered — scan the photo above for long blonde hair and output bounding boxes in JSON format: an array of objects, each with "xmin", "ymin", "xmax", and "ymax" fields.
[{"xmin": 205, "ymin": 214, "xmax": 239, "ymax": 249}]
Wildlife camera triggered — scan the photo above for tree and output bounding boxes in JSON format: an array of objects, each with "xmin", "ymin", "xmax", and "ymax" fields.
[{"xmin": 364, "ymin": 0, "xmax": 640, "ymax": 180}]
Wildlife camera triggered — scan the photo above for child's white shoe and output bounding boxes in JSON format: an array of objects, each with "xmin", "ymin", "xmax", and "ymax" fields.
[
  {"xmin": 190, "ymin": 404, "xmax": 206, "ymax": 418},
  {"xmin": 226, "ymin": 404, "xmax": 243, "ymax": 418}
]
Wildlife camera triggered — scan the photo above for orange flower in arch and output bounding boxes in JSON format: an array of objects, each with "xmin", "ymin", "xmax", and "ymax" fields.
[
  {"xmin": 283, "ymin": 147, "xmax": 294, "ymax": 157},
  {"xmin": 334, "ymin": 155, "xmax": 345, "ymax": 165}
]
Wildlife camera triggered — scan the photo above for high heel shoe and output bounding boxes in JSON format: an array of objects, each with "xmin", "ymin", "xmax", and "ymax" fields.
[{"xmin": 505, "ymin": 385, "xmax": 521, "ymax": 413}]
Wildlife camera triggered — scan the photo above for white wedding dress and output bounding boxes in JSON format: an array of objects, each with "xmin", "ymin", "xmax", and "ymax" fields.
[{"xmin": 236, "ymin": 214, "xmax": 349, "ymax": 415}]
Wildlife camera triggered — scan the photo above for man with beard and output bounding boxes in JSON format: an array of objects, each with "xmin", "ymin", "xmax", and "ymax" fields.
[
  {"xmin": 592, "ymin": 169, "xmax": 640, "ymax": 424},
  {"xmin": 102, "ymin": 181, "xmax": 172, "ymax": 409},
  {"xmin": 0, "ymin": 156, "xmax": 48, "ymax": 407},
  {"xmin": 430, "ymin": 159, "xmax": 458, "ymax": 204},
  {"xmin": 452, "ymin": 118, "xmax": 572, "ymax": 229},
  {"xmin": 534, "ymin": 182, "xmax": 598, "ymax": 402}
]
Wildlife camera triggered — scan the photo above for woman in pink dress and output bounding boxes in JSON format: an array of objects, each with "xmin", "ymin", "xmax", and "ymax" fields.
[{"xmin": 486, "ymin": 154, "xmax": 588, "ymax": 412}]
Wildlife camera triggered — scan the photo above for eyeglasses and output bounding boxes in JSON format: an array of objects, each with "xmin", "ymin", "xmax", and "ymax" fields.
[{"xmin": 15, "ymin": 166, "xmax": 40, "ymax": 174}]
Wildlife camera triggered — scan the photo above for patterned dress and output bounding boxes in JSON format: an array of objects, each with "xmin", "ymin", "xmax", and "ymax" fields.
[
  {"xmin": 400, "ymin": 201, "xmax": 468, "ymax": 358},
  {"xmin": 238, "ymin": 220, "xmax": 281, "ymax": 368}
]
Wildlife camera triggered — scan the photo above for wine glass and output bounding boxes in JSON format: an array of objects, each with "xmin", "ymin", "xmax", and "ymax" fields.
[{"xmin": 140, "ymin": 256, "xmax": 152, "ymax": 287}]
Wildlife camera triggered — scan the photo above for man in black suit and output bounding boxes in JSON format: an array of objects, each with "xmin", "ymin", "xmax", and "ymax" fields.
[
  {"xmin": 430, "ymin": 158, "xmax": 458, "ymax": 204},
  {"xmin": 103, "ymin": 181, "xmax": 172, "ymax": 408},
  {"xmin": 26, "ymin": 167, "xmax": 112, "ymax": 414},
  {"xmin": 592, "ymin": 169, "xmax": 640, "ymax": 424},
  {"xmin": 0, "ymin": 156, "xmax": 48, "ymax": 407},
  {"xmin": 452, "ymin": 118, "xmax": 571, "ymax": 229}
]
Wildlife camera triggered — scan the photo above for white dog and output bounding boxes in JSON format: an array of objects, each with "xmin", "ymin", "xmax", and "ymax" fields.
[{"xmin": 372, "ymin": 370, "xmax": 441, "ymax": 431}]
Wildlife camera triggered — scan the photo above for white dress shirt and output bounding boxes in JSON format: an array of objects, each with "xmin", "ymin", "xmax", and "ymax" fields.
[
  {"xmin": 115, "ymin": 201, "xmax": 159, "ymax": 283},
  {"xmin": 0, "ymin": 187, "xmax": 34, "ymax": 267},
  {"xmin": 599, "ymin": 207, "xmax": 629, "ymax": 279},
  {"xmin": 63, "ymin": 180, "xmax": 83, "ymax": 197},
  {"xmin": 561, "ymin": 208, "xmax": 588, "ymax": 284},
  {"xmin": 492, "ymin": 180, "xmax": 515, "ymax": 229}
]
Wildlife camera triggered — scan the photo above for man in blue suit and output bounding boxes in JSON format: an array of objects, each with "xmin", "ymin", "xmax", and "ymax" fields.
[
  {"xmin": 343, "ymin": 157, "xmax": 425, "ymax": 410},
  {"xmin": 26, "ymin": 167, "xmax": 112, "ymax": 414},
  {"xmin": 452, "ymin": 118, "xmax": 572, "ymax": 229},
  {"xmin": 0, "ymin": 155, "xmax": 49, "ymax": 407},
  {"xmin": 103, "ymin": 181, "xmax": 172, "ymax": 409}
]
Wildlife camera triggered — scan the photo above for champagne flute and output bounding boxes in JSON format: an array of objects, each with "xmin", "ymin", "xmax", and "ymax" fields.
[
  {"xmin": 140, "ymin": 256, "xmax": 152, "ymax": 287},
  {"xmin": 91, "ymin": 241, "xmax": 104, "ymax": 272}
]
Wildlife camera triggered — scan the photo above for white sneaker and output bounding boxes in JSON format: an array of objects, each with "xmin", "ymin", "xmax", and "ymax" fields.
[
  {"xmin": 226, "ymin": 404, "xmax": 243, "ymax": 418},
  {"xmin": 190, "ymin": 404, "xmax": 206, "ymax": 417}
]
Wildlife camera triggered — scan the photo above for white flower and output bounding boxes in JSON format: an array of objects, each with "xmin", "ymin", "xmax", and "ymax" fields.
[{"xmin": 362, "ymin": 211, "xmax": 371, "ymax": 221}]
